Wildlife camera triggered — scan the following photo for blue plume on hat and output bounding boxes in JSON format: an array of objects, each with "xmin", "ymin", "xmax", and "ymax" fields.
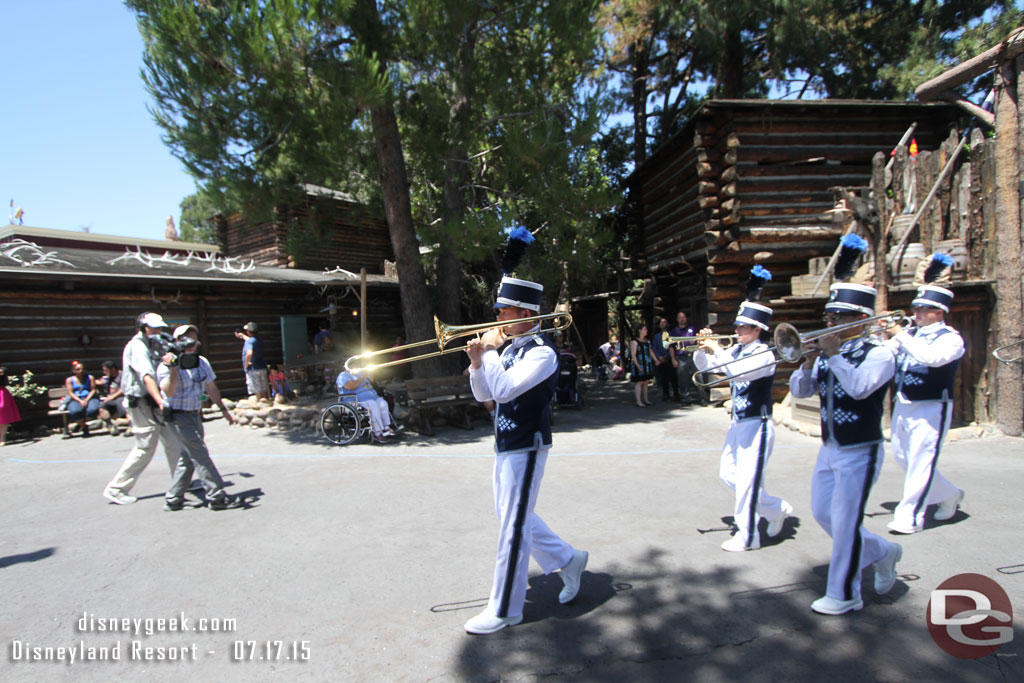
[
  {"xmin": 834, "ymin": 233, "xmax": 868, "ymax": 282},
  {"xmin": 924, "ymin": 252, "xmax": 955, "ymax": 284},
  {"xmin": 746, "ymin": 265, "xmax": 772, "ymax": 301},
  {"xmin": 501, "ymin": 226, "xmax": 535, "ymax": 275}
]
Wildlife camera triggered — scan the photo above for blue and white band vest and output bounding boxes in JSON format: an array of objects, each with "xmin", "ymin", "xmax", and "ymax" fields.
[
  {"xmin": 729, "ymin": 342, "xmax": 774, "ymax": 422},
  {"xmin": 494, "ymin": 335, "xmax": 558, "ymax": 454},
  {"xmin": 816, "ymin": 340, "xmax": 888, "ymax": 446},
  {"xmin": 894, "ymin": 327, "xmax": 960, "ymax": 401}
]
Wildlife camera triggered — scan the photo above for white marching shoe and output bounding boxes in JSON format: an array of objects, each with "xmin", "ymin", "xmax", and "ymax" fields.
[
  {"xmin": 766, "ymin": 501, "xmax": 793, "ymax": 538},
  {"xmin": 558, "ymin": 550, "xmax": 589, "ymax": 604},
  {"xmin": 464, "ymin": 610, "xmax": 523, "ymax": 635},
  {"xmin": 933, "ymin": 490, "xmax": 964, "ymax": 521}
]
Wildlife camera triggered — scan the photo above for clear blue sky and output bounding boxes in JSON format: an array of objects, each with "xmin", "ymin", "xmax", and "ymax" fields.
[{"xmin": 1, "ymin": 2, "xmax": 196, "ymax": 241}]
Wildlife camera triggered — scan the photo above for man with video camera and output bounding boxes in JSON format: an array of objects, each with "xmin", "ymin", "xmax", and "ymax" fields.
[
  {"xmin": 158, "ymin": 324, "xmax": 241, "ymax": 511},
  {"xmin": 103, "ymin": 312, "xmax": 179, "ymax": 505}
]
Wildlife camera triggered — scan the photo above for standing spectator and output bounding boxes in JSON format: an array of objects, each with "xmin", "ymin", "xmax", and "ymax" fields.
[
  {"xmin": 0, "ymin": 365, "xmax": 21, "ymax": 446},
  {"xmin": 103, "ymin": 313, "xmax": 177, "ymax": 505},
  {"xmin": 240, "ymin": 322, "xmax": 269, "ymax": 402},
  {"xmin": 160, "ymin": 324, "xmax": 241, "ymax": 511},
  {"xmin": 651, "ymin": 317, "xmax": 680, "ymax": 401},
  {"xmin": 64, "ymin": 360, "xmax": 100, "ymax": 438},
  {"xmin": 629, "ymin": 323, "xmax": 655, "ymax": 407},
  {"xmin": 313, "ymin": 321, "xmax": 332, "ymax": 353},
  {"xmin": 670, "ymin": 311, "xmax": 708, "ymax": 406},
  {"xmin": 95, "ymin": 360, "xmax": 126, "ymax": 435}
]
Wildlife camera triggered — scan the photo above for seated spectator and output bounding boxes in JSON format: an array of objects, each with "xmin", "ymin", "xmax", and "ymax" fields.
[
  {"xmin": 268, "ymin": 363, "xmax": 290, "ymax": 400},
  {"xmin": 599, "ymin": 335, "xmax": 624, "ymax": 379},
  {"xmin": 95, "ymin": 360, "xmax": 127, "ymax": 435},
  {"xmin": 335, "ymin": 368, "xmax": 395, "ymax": 441},
  {"xmin": 64, "ymin": 360, "xmax": 100, "ymax": 437}
]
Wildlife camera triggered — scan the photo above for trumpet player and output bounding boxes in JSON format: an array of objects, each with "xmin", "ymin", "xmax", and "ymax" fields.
[
  {"xmin": 694, "ymin": 270, "xmax": 791, "ymax": 552},
  {"xmin": 789, "ymin": 283, "xmax": 902, "ymax": 615},
  {"xmin": 883, "ymin": 268, "xmax": 965, "ymax": 534}
]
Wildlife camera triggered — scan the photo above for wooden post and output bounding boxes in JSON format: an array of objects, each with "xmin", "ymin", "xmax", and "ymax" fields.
[
  {"xmin": 360, "ymin": 267, "xmax": 367, "ymax": 351},
  {"xmin": 995, "ymin": 60, "xmax": 1024, "ymax": 435}
]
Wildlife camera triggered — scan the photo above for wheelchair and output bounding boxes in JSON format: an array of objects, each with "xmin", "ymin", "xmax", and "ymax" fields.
[{"xmin": 319, "ymin": 397, "xmax": 398, "ymax": 446}]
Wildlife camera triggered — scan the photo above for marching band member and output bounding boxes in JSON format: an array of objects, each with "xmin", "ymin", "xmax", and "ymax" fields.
[
  {"xmin": 462, "ymin": 228, "xmax": 588, "ymax": 635},
  {"xmin": 884, "ymin": 253, "xmax": 964, "ymax": 533},
  {"xmin": 694, "ymin": 266, "xmax": 791, "ymax": 551},
  {"xmin": 789, "ymin": 235, "xmax": 902, "ymax": 615}
]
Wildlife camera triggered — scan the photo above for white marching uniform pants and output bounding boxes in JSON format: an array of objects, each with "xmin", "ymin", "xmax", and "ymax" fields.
[
  {"xmin": 891, "ymin": 399, "xmax": 958, "ymax": 528},
  {"xmin": 489, "ymin": 448, "xmax": 574, "ymax": 619},
  {"xmin": 720, "ymin": 416, "xmax": 784, "ymax": 549},
  {"xmin": 811, "ymin": 442, "xmax": 890, "ymax": 602}
]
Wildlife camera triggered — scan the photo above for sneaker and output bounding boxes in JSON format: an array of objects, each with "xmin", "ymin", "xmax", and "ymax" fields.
[
  {"xmin": 933, "ymin": 490, "xmax": 964, "ymax": 521},
  {"xmin": 209, "ymin": 495, "xmax": 244, "ymax": 510},
  {"xmin": 811, "ymin": 595, "xmax": 863, "ymax": 615},
  {"xmin": 164, "ymin": 498, "xmax": 184, "ymax": 512},
  {"xmin": 103, "ymin": 489, "xmax": 137, "ymax": 505},
  {"xmin": 766, "ymin": 501, "xmax": 794, "ymax": 538},
  {"xmin": 383, "ymin": 428, "xmax": 396, "ymax": 437},
  {"xmin": 873, "ymin": 542, "xmax": 903, "ymax": 595},
  {"xmin": 464, "ymin": 610, "xmax": 523, "ymax": 635},
  {"xmin": 558, "ymin": 549, "xmax": 589, "ymax": 604}
]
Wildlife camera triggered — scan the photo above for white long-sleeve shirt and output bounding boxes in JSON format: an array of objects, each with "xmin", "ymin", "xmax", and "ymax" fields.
[{"xmin": 469, "ymin": 328, "xmax": 557, "ymax": 404}]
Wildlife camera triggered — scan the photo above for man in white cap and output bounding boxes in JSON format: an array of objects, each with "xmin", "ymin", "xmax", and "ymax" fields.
[
  {"xmin": 789, "ymin": 283, "xmax": 903, "ymax": 615},
  {"xmin": 103, "ymin": 312, "xmax": 177, "ymax": 505},
  {"xmin": 462, "ymin": 274, "xmax": 588, "ymax": 635},
  {"xmin": 694, "ymin": 294, "xmax": 791, "ymax": 552},
  {"xmin": 884, "ymin": 279, "xmax": 965, "ymax": 533}
]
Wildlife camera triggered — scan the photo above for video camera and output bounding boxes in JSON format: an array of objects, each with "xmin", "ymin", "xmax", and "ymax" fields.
[{"xmin": 147, "ymin": 333, "xmax": 201, "ymax": 370}]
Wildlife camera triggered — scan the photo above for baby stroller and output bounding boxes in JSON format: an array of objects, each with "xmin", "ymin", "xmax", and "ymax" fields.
[{"xmin": 554, "ymin": 351, "xmax": 584, "ymax": 409}]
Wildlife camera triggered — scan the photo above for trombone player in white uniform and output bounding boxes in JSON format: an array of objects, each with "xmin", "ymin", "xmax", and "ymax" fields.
[
  {"xmin": 462, "ymin": 228, "xmax": 588, "ymax": 635},
  {"xmin": 694, "ymin": 266, "xmax": 791, "ymax": 551}
]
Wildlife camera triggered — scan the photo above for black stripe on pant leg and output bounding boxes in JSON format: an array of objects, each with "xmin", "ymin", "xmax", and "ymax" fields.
[
  {"xmin": 746, "ymin": 416, "xmax": 768, "ymax": 547},
  {"xmin": 842, "ymin": 445, "xmax": 879, "ymax": 601},
  {"xmin": 497, "ymin": 451, "xmax": 537, "ymax": 618},
  {"xmin": 912, "ymin": 401, "xmax": 949, "ymax": 522}
]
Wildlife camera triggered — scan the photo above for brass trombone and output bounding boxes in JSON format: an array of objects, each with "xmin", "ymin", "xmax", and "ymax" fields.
[
  {"xmin": 691, "ymin": 311, "xmax": 909, "ymax": 388},
  {"xmin": 993, "ymin": 338, "xmax": 1024, "ymax": 365},
  {"xmin": 665, "ymin": 334, "xmax": 737, "ymax": 352},
  {"xmin": 343, "ymin": 312, "xmax": 573, "ymax": 372}
]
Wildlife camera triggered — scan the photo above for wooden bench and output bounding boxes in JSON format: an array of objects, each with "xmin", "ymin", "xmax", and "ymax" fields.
[
  {"xmin": 405, "ymin": 375, "xmax": 483, "ymax": 436},
  {"xmin": 47, "ymin": 387, "xmax": 71, "ymax": 437}
]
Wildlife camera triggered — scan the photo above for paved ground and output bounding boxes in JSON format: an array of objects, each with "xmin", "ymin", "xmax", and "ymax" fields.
[{"xmin": 1, "ymin": 378, "xmax": 1022, "ymax": 682}]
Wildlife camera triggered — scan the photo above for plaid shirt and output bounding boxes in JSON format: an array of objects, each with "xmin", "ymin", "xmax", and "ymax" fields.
[{"xmin": 157, "ymin": 356, "xmax": 215, "ymax": 411}]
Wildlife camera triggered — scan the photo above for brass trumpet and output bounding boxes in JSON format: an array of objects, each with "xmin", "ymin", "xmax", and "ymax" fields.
[
  {"xmin": 343, "ymin": 312, "xmax": 573, "ymax": 372},
  {"xmin": 665, "ymin": 334, "xmax": 737, "ymax": 352}
]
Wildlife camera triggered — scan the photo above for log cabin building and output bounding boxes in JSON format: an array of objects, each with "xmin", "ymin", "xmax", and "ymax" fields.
[
  {"xmin": 1, "ymin": 192, "xmax": 401, "ymax": 425},
  {"xmin": 627, "ymin": 99, "xmax": 998, "ymax": 426}
]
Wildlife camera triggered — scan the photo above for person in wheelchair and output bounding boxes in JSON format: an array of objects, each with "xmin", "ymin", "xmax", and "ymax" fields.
[{"xmin": 335, "ymin": 367, "xmax": 396, "ymax": 441}]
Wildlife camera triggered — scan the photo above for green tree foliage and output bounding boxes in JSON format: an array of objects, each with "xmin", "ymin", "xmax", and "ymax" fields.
[
  {"xmin": 178, "ymin": 191, "xmax": 220, "ymax": 244},
  {"xmin": 600, "ymin": 0, "xmax": 1009, "ymax": 160}
]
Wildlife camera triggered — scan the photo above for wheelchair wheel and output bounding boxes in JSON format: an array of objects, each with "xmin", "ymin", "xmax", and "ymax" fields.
[{"xmin": 320, "ymin": 402, "xmax": 361, "ymax": 446}]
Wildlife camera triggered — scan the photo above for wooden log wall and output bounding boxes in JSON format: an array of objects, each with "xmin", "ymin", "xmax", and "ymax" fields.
[
  {"xmin": 0, "ymin": 276, "xmax": 402, "ymax": 425},
  {"xmin": 633, "ymin": 101, "xmax": 960, "ymax": 331},
  {"xmin": 216, "ymin": 195, "xmax": 393, "ymax": 274}
]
